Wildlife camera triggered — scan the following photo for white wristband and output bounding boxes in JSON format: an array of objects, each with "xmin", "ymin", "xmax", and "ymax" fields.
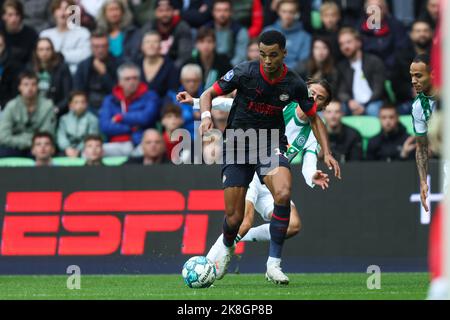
[{"xmin": 201, "ymin": 111, "xmax": 212, "ymax": 120}]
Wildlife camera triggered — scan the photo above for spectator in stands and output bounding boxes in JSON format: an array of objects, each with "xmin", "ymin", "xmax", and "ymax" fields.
[
  {"xmin": 358, "ymin": 0, "xmax": 410, "ymax": 72},
  {"xmin": 332, "ymin": 0, "xmax": 365, "ymax": 28},
  {"xmin": 184, "ymin": 27, "xmax": 231, "ymax": 89},
  {"xmin": 206, "ymin": 0, "xmax": 249, "ymax": 66},
  {"xmin": 336, "ymin": 27, "xmax": 386, "ymax": 116},
  {"xmin": 0, "ymin": 71, "xmax": 56, "ymax": 157},
  {"xmin": 323, "ymin": 100, "xmax": 363, "ymax": 162},
  {"xmin": 29, "ymin": 38, "xmax": 73, "ymax": 116},
  {"xmin": 160, "ymin": 103, "xmax": 185, "ymax": 161},
  {"xmin": 129, "ymin": 0, "xmax": 179, "ymax": 28},
  {"xmin": 74, "ymin": 31, "xmax": 120, "ymax": 115},
  {"xmin": 366, "ymin": 104, "xmax": 416, "ymax": 161},
  {"xmin": 0, "ymin": 0, "xmax": 38, "ymax": 64},
  {"xmin": 40, "ymin": 0, "xmax": 92, "ymax": 75},
  {"xmin": 57, "ymin": 91, "xmax": 99, "ymax": 158},
  {"xmin": 418, "ymin": 0, "xmax": 439, "ymax": 30},
  {"xmin": 315, "ymin": 1, "xmax": 342, "ymax": 62},
  {"xmin": 136, "ymin": 31, "xmax": 179, "ymax": 98},
  {"xmin": 0, "ymin": 30, "xmax": 20, "ymax": 109},
  {"xmin": 181, "ymin": 0, "xmax": 213, "ymax": 29},
  {"xmin": 99, "ymin": 62, "xmax": 160, "ymax": 157},
  {"xmin": 22, "ymin": 0, "xmax": 52, "ymax": 33},
  {"xmin": 263, "ymin": 0, "xmax": 312, "ymax": 69},
  {"xmin": 83, "ymin": 134, "xmax": 105, "ymax": 166},
  {"xmin": 392, "ymin": 20, "xmax": 433, "ymax": 115},
  {"xmin": 31, "ymin": 131, "xmax": 56, "ymax": 167},
  {"xmin": 247, "ymin": 38, "xmax": 259, "ymax": 61},
  {"xmin": 140, "ymin": 0, "xmax": 193, "ymax": 68},
  {"xmin": 232, "ymin": 0, "xmax": 263, "ymax": 39},
  {"xmin": 124, "ymin": 128, "xmax": 170, "ymax": 165},
  {"xmin": 167, "ymin": 63, "xmax": 202, "ymax": 136},
  {"xmin": 296, "ymin": 37, "xmax": 337, "ymax": 88},
  {"xmin": 96, "ymin": 0, "xmax": 140, "ymax": 60}
]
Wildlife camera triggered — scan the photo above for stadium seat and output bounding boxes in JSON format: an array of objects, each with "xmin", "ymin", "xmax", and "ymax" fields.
[
  {"xmin": 103, "ymin": 157, "xmax": 128, "ymax": 166},
  {"xmin": 384, "ymin": 80, "xmax": 397, "ymax": 104},
  {"xmin": 0, "ymin": 157, "xmax": 35, "ymax": 167},
  {"xmin": 52, "ymin": 157, "xmax": 86, "ymax": 167},
  {"xmin": 311, "ymin": 10, "xmax": 322, "ymax": 30},
  {"xmin": 399, "ymin": 115, "xmax": 415, "ymax": 136},
  {"xmin": 341, "ymin": 116, "xmax": 381, "ymax": 155}
]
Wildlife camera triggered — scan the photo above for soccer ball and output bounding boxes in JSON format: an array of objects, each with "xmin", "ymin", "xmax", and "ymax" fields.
[{"xmin": 182, "ymin": 256, "xmax": 216, "ymax": 288}]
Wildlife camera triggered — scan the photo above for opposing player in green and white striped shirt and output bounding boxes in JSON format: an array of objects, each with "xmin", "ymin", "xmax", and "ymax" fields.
[
  {"xmin": 410, "ymin": 54, "xmax": 437, "ymax": 212},
  {"xmin": 180, "ymin": 79, "xmax": 333, "ymax": 283}
]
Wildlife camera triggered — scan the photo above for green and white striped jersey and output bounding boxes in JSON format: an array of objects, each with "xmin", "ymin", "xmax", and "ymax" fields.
[
  {"xmin": 411, "ymin": 92, "xmax": 436, "ymax": 136},
  {"xmin": 283, "ymin": 102, "xmax": 320, "ymax": 163}
]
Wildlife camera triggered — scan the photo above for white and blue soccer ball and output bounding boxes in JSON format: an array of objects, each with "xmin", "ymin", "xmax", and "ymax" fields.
[{"xmin": 182, "ymin": 256, "xmax": 216, "ymax": 288}]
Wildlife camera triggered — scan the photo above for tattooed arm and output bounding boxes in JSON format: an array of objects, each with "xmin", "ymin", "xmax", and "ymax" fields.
[{"xmin": 416, "ymin": 135, "xmax": 429, "ymax": 212}]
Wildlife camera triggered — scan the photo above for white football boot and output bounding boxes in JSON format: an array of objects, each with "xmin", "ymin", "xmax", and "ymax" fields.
[
  {"xmin": 213, "ymin": 240, "xmax": 235, "ymax": 280},
  {"xmin": 206, "ymin": 234, "xmax": 223, "ymax": 263},
  {"xmin": 266, "ymin": 261, "xmax": 289, "ymax": 285}
]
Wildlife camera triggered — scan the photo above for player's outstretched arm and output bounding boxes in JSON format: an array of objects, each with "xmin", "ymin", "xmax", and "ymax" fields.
[
  {"xmin": 309, "ymin": 114, "xmax": 341, "ymax": 179},
  {"xmin": 302, "ymin": 151, "xmax": 329, "ymax": 190},
  {"xmin": 416, "ymin": 135, "xmax": 429, "ymax": 212}
]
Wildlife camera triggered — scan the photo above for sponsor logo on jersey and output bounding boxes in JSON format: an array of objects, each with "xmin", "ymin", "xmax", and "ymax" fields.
[
  {"xmin": 280, "ymin": 94, "xmax": 290, "ymax": 102},
  {"xmin": 224, "ymin": 70, "xmax": 234, "ymax": 82}
]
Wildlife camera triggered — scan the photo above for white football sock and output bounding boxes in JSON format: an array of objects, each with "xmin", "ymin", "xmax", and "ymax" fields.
[
  {"xmin": 240, "ymin": 224, "xmax": 271, "ymax": 242},
  {"xmin": 267, "ymin": 257, "xmax": 281, "ymax": 267}
]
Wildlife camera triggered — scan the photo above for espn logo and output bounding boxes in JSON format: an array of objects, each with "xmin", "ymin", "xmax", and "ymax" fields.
[{"xmin": 0, "ymin": 191, "xmax": 245, "ymax": 256}]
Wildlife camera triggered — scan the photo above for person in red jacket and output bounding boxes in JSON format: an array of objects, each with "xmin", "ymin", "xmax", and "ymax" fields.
[{"xmin": 99, "ymin": 62, "xmax": 160, "ymax": 157}]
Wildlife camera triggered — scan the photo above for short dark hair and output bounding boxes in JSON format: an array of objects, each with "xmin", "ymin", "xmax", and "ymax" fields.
[
  {"xmin": 196, "ymin": 26, "xmax": 216, "ymax": 42},
  {"xmin": 2, "ymin": 0, "xmax": 24, "ymax": 19},
  {"xmin": 411, "ymin": 19, "xmax": 432, "ymax": 29},
  {"xmin": 161, "ymin": 103, "xmax": 182, "ymax": 118},
  {"xmin": 69, "ymin": 90, "xmax": 88, "ymax": 103},
  {"xmin": 307, "ymin": 78, "xmax": 333, "ymax": 107},
  {"xmin": 413, "ymin": 53, "xmax": 431, "ymax": 66},
  {"xmin": 18, "ymin": 71, "xmax": 38, "ymax": 84},
  {"xmin": 32, "ymin": 132, "xmax": 55, "ymax": 147},
  {"xmin": 91, "ymin": 30, "xmax": 109, "ymax": 39},
  {"xmin": 259, "ymin": 30, "xmax": 286, "ymax": 50},
  {"xmin": 84, "ymin": 134, "xmax": 103, "ymax": 144},
  {"xmin": 276, "ymin": 0, "xmax": 299, "ymax": 11},
  {"xmin": 379, "ymin": 103, "xmax": 398, "ymax": 114},
  {"xmin": 51, "ymin": 0, "xmax": 76, "ymax": 14},
  {"xmin": 213, "ymin": 0, "xmax": 232, "ymax": 8},
  {"xmin": 338, "ymin": 27, "xmax": 361, "ymax": 41},
  {"xmin": 413, "ymin": 53, "xmax": 432, "ymax": 73}
]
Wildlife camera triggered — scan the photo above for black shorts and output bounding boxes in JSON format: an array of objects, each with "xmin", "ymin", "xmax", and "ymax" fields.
[{"xmin": 221, "ymin": 143, "xmax": 290, "ymax": 189}]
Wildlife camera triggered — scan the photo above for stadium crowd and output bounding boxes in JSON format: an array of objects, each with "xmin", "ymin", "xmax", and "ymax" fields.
[{"xmin": 0, "ymin": 0, "xmax": 441, "ymax": 166}]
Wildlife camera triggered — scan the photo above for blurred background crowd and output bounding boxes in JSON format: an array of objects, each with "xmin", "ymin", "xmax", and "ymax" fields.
[{"xmin": 0, "ymin": 0, "xmax": 442, "ymax": 166}]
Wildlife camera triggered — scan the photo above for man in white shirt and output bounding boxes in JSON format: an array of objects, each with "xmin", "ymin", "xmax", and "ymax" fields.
[{"xmin": 336, "ymin": 27, "xmax": 386, "ymax": 116}]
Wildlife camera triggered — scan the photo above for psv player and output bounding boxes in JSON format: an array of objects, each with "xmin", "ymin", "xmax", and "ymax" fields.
[{"xmin": 198, "ymin": 30, "xmax": 341, "ymax": 284}]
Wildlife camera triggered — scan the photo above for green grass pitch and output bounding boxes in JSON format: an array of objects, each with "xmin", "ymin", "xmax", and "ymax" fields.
[{"xmin": 0, "ymin": 273, "xmax": 429, "ymax": 300}]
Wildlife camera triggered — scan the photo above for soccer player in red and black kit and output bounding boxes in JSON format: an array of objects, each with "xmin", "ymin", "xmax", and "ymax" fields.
[{"xmin": 199, "ymin": 30, "xmax": 341, "ymax": 284}]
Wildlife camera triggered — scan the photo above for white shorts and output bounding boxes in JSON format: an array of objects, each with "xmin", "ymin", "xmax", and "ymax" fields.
[{"xmin": 245, "ymin": 174, "xmax": 295, "ymax": 222}]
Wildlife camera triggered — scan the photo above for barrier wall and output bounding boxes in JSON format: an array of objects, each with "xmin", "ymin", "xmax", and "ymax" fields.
[{"xmin": 0, "ymin": 161, "xmax": 441, "ymax": 274}]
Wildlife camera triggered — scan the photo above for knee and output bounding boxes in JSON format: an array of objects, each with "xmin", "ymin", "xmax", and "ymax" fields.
[
  {"xmin": 273, "ymin": 187, "xmax": 291, "ymax": 206},
  {"xmin": 225, "ymin": 213, "xmax": 243, "ymax": 228}
]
